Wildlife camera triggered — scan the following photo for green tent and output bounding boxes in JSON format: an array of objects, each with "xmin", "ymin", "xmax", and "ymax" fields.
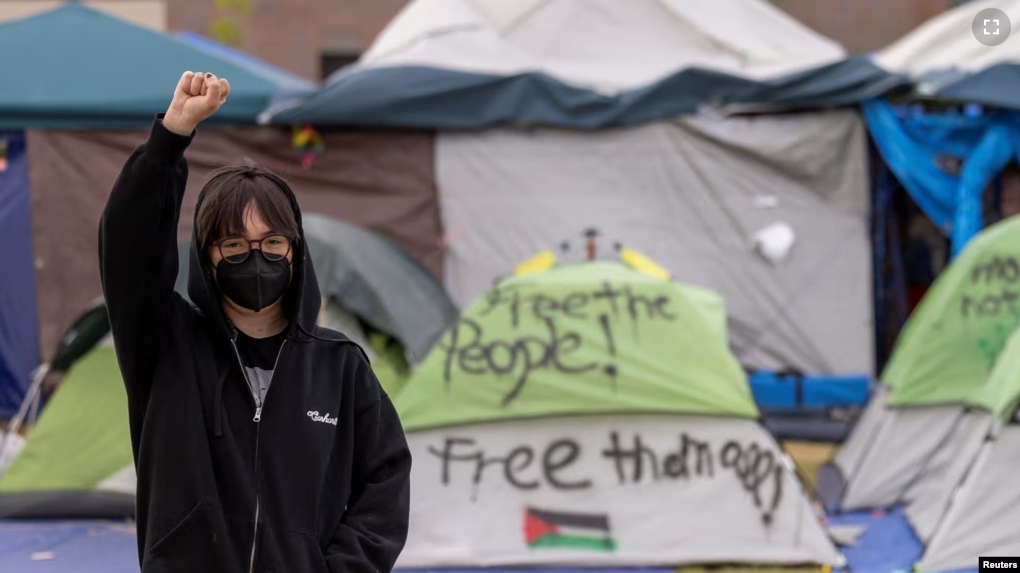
[
  {"xmin": 395, "ymin": 260, "xmax": 758, "ymax": 431},
  {"xmin": 392, "ymin": 258, "xmax": 845, "ymax": 569},
  {"xmin": 0, "ymin": 343, "xmax": 135, "ymax": 517},
  {"xmin": 818, "ymin": 217, "xmax": 1020, "ymax": 527},
  {"xmin": 977, "ymin": 325, "xmax": 1020, "ymax": 422},
  {"xmin": 881, "ymin": 215, "xmax": 1020, "ymax": 415},
  {"xmin": 0, "ymin": 3, "xmax": 313, "ymax": 128}
]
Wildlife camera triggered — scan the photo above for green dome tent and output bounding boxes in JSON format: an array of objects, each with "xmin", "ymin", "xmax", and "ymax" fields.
[
  {"xmin": 392, "ymin": 257, "xmax": 842, "ymax": 568},
  {"xmin": 818, "ymin": 216, "xmax": 1020, "ymax": 570},
  {"xmin": 396, "ymin": 261, "xmax": 756, "ymax": 431},
  {"xmin": 912, "ymin": 328, "xmax": 1020, "ymax": 571},
  {"xmin": 0, "ymin": 343, "xmax": 133, "ymax": 517},
  {"xmin": 881, "ymin": 216, "xmax": 1020, "ymax": 414}
]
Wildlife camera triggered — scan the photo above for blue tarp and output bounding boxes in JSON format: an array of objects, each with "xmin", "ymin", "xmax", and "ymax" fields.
[
  {"xmin": 0, "ymin": 520, "xmax": 677, "ymax": 573},
  {"xmin": 749, "ymin": 371, "xmax": 871, "ymax": 410},
  {"xmin": 936, "ymin": 63, "xmax": 1020, "ymax": 113},
  {"xmin": 0, "ymin": 131, "xmax": 40, "ymax": 418},
  {"xmin": 0, "ymin": 521, "xmax": 137, "ymax": 573},
  {"xmin": 826, "ymin": 507, "xmax": 926, "ymax": 573},
  {"xmin": 863, "ymin": 98, "xmax": 1020, "ymax": 256},
  {"xmin": 262, "ymin": 57, "xmax": 901, "ymax": 129},
  {"xmin": 0, "ymin": 514, "xmax": 969, "ymax": 573}
]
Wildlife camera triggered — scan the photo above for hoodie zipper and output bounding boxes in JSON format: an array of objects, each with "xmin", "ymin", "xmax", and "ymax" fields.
[{"xmin": 229, "ymin": 328, "xmax": 286, "ymax": 573}]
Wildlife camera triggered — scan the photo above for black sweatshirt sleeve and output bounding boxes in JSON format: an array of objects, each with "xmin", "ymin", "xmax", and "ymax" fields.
[
  {"xmin": 99, "ymin": 115, "xmax": 194, "ymax": 407},
  {"xmin": 326, "ymin": 359, "xmax": 412, "ymax": 573}
]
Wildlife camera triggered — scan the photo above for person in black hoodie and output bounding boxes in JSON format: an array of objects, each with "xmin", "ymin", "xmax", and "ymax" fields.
[{"xmin": 99, "ymin": 71, "xmax": 411, "ymax": 572}]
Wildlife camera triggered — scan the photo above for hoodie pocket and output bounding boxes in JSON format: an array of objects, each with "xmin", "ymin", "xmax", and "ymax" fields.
[
  {"xmin": 280, "ymin": 529, "xmax": 330, "ymax": 573},
  {"xmin": 144, "ymin": 498, "xmax": 236, "ymax": 572}
]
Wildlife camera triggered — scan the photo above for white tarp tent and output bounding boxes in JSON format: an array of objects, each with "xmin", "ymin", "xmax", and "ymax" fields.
[
  {"xmin": 359, "ymin": 0, "xmax": 845, "ymax": 91},
  {"xmin": 875, "ymin": 0, "xmax": 1020, "ymax": 82},
  {"xmin": 874, "ymin": 0, "xmax": 1020, "ymax": 108},
  {"xmin": 916, "ymin": 415, "xmax": 1020, "ymax": 572},
  {"xmin": 263, "ymin": 0, "xmax": 897, "ymax": 128},
  {"xmin": 401, "ymin": 416, "xmax": 844, "ymax": 567}
]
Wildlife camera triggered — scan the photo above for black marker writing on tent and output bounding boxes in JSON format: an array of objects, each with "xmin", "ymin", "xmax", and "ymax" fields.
[{"xmin": 598, "ymin": 314, "xmax": 618, "ymax": 386}]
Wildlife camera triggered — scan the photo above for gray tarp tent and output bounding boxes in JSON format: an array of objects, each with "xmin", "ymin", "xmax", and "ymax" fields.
[{"xmin": 174, "ymin": 213, "xmax": 457, "ymax": 363}]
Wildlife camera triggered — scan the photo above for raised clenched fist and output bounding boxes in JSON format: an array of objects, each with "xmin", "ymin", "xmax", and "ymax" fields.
[{"xmin": 162, "ymin": 71, "xmax": 230, "ymax": 136}]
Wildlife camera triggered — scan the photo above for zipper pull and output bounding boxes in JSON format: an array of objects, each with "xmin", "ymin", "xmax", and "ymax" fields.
[{"xmin": 253, "ymin": 407, "xmax": 262, "ymax": 423}]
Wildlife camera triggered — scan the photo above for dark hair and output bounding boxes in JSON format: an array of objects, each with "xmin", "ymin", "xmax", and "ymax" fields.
[{"xmin": 195, "ymin": 162, "xmax": 300, "ymax": 251}]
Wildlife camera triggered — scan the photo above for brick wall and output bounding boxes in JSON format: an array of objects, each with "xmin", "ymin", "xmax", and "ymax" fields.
[
  {"xmin": 773, "ymin": 0, "xmax": 952, "ymax": 53},
  {"xmin": 167, "ymin": 0, "xmax": 409, "ymax": 80}
]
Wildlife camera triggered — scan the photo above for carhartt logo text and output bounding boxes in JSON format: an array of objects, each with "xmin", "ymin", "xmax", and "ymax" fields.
[{"xmin": 307, "ymin": 411, "xmax": 337, "ymax": 425}]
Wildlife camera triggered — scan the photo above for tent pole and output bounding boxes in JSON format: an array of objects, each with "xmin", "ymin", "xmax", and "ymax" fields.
[
  {"xmin": 0, "ymin": 363, "xmax": 50, "ymax": 463},
  {"xmin": 2, "ymin": 364, "xmax": 49, "ymax": 437}
]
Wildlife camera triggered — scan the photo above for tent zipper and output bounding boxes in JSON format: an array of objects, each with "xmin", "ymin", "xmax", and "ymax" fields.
[{"xmin": 229, "ymin": 328, "xmax": 286, "ymax": 573}]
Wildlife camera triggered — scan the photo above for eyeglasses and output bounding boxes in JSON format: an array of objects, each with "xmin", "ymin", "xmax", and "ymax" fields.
[{"xmin": 212, "ymin": 235, "xmax": 295, "ymax": 264}]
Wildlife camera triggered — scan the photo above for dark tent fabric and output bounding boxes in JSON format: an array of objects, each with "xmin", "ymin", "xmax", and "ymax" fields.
[
  {"xmin": 302, "ymin": 214, "xmax": 456, "ymax": 361},
  {"xmin": 48, "ymin": 300, "xmax": 109, "ymax": 374},
  {"xmin": 937, "ymin": 64, "xmax": 1020, "ymax": 112},
  {"xmin": 0, "ymin": 131, "xmax": 40, "ymax": 418},
  {"xmin": 27, "ymin": 126, "xmax": 441, "ymax": 360},
  {"xmin": 173, "ymin": 215, "xmax": 457, "ymax": 362},
  {"xmin": 262, "ymin": 57, "xmax": 902, "ymax": 130},
  {"xmin": 0, "ymin": 4, "xmax": 314, "ymax": 129},
  {"xmin": 0, "ymin": 491, "xmax": 133, "ymax": 520}
]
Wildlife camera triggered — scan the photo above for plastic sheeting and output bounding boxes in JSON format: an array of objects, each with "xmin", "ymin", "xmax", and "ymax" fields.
[
  {"xmin": 863, "ymin": 99, "xmax": 1020, "ymax": 256},
  {"xmin": 0, "ymin": 131, "xmax": 40, "ymax": 419}
]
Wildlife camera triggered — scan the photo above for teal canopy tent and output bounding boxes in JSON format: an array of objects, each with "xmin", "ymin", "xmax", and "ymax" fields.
[{"xmin": 0, "ymin": 3, "xmax": 315, "ymax": 129}]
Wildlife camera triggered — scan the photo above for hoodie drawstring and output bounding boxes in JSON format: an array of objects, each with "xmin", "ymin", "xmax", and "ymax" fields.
[{"xmin": 214, "ymin": 372, "xmax": 225, "ymax": 437}]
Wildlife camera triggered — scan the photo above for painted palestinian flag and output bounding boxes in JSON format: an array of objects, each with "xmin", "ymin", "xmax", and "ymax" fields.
[{"xmin": 524, "ymin": 507, "xmax": 616, "ymax": 552}]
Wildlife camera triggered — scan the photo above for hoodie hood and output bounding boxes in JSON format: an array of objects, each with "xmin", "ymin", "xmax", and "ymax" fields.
[{"xmin": 187, "ymin": 176, "xmax": 322, "ymax": 342}]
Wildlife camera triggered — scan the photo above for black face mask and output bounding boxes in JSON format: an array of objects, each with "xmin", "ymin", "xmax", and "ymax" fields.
[{"xmin": 215, "ymin": 251, "xmax": 291, "ymax": 312}]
